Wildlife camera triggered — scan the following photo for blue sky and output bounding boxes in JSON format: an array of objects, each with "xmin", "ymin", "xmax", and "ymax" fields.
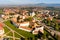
[{"xmin": 0, "ymin": 0, "xmax": 60, "ymax": 5}]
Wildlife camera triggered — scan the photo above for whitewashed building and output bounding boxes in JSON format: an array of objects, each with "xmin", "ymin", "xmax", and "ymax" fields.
[
  {"xmin": 32, "ymin": 26, "xmax": 44, "ymax": 34},
  {"xmin": 30, "ymin": 12, "xmax": 36, "ymax": 17}
]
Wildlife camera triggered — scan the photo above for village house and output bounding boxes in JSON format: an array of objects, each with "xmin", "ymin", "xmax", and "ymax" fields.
[
  {"xmin": 0, "ymin": 23, "xmax": 4, "ymax": 36},
  {"xmin": 56, "ymin": 19, "xmax": 60, "ymax": 24},
  {"xmin": 19, "ymin": 22, "xmax": 30, "ymax": 27},
  {"xmin": 30, "ymin": 11, "xmax": 36, "ymax": 17},
  {"xmin": 32, "ymin": 26, "xmax": 44, "ymax": 34},
  {"xmin": 19, "ymin": 22, "xmax": 31, "ymax": 32}
]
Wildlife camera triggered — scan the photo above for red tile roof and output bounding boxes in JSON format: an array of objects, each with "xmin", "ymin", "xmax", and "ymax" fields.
[
  {"xmin": 20, "ymin": 26, "xmax": 32, "ymax": 30},
  {"xmin": 0, "ymin": 23, "xmax": 3, "ymax": 30},
  {"xmin": 56, "ymin": 20, "xmax": 60, "ymax": 23}
]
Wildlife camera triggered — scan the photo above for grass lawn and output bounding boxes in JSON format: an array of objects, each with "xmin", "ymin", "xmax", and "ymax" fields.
[
  {"xmin": 0, "ymin": 10, "xmax": 3, "ymax": 14},
  {"xmin": 4, "ymin": 20, "xmax": 35, "ymax": 39},
  {"xmin": 4, "ymin": 26, "xmax": 21, "ymax": 38}
]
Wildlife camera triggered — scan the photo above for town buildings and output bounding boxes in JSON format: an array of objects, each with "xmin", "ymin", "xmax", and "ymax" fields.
[{"xmin": 1, "ymin": 8, "xmax": 53, "ymax": 34}]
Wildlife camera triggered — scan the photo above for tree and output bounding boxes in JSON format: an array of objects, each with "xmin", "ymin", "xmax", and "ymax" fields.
[
  {"xmin": 24, "ymin": 17, "xmax": 33, "ymax": 21},
  {"xmin": 55, "ymin": 23, "xmax": 59, "ymax": 31},
  {"xmin": 17, "ymin": 16, "xmax": 20, "ymax": 23},
  {"xmin": 48, "ymin": 20, "xmax": 51, "ymax": 26}
]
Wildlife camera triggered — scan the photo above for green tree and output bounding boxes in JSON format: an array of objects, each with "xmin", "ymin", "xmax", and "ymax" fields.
[
  {"xmin": 55, "ymin": 23, "xmax": 59, "ymax": 31},
  {"xmin": 24, "ymin": 17, "xmax": 33, "ymax": 21}
]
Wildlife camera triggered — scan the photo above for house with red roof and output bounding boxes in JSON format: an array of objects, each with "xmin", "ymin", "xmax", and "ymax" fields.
[
  {"xmin": 0, "ymin": 23, "xmax": 4, "ymax": 36},
  {"xmin": 56, "ymin": 19, "xmax": 60, "ymax": 24}
]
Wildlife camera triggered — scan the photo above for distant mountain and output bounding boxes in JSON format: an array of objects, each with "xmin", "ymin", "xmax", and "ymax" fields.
[
  {"xmin": 34, "ymin": 3, "xmax": 60, "ymax": 7},
  {"xmin": 24, "ymin": 3, "xmax": 60, "ymax": 7},
  {"xmin": 0, "ymin": 3, "xmax": 60, "ymax": 7}
]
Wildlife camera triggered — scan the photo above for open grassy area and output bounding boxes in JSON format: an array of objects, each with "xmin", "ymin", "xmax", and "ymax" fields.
[
  {"xmin": 0, "ymin": 10, "xmax": 3, "ymax": 14},
  {"xmin": 4, "ymin": 20, "xmax": 35, "ymax": 39},
  {"xmin": 4, "ymin": 26, "xmax": 21, "ymax": 38}
]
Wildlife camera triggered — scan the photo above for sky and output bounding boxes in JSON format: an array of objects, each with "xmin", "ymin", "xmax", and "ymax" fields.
[{"xmin": 0, "ymin": 0, "xmax": 60, "ymax": 5}]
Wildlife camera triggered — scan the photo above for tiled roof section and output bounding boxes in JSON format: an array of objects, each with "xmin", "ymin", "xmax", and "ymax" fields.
[
  {"xmin": 33, "ymin": 31, "xmax": 38, "ymax": 34},
  {"xmin": 20, "ymin": 22, "xmax": 29, "ymax": 27},
  {"xmin": 56, "ymin": 20, "xmax": 60, "ymax": 23},
  {"xmin": 20, "ymin": 26, "xmax": 32, "ymax": 30},
  {"xmin": 0, "ymin": 23, "xmax": 3, "ymax": 30},
  {"xmin": 11, "ymin": 18, "xmax": 17, "ymax": 23}
]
